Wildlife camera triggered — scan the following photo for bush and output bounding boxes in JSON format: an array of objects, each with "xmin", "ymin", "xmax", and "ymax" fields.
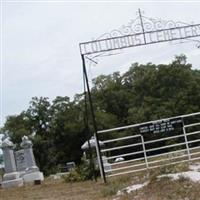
[{"xmin": 64, "ymin": 160, "xmax": 98, "ymax": 182}]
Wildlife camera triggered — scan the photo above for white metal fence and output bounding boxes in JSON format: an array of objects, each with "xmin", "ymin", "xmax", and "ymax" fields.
[{"xmin": 97, "ymin": 112, "xmax": 200, "ymax": 178}]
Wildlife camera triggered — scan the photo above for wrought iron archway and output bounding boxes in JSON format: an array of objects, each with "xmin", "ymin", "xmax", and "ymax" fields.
[{"xmin": 79, "ymin": 9, "xmax": 200, "ymax": 183}]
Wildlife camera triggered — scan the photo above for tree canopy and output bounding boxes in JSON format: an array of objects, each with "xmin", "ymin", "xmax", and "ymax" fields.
[{"xmin": 1, "ymin": 55, "xmax": 200, "ymax": 175}]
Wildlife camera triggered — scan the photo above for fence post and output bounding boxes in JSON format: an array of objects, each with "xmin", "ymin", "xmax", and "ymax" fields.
[
  {"xmin": 182, "ymin": 118, "xmax": 191, "ymax": 161},
  {"xmin": 141, "ymin": 135, "xmax": 149, "ymax": 169}
]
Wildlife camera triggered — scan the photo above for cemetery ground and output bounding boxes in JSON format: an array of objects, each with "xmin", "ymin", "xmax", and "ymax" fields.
[{"xmin": 1, "ymin": 162, "xmax": 200, "ymax": 200}]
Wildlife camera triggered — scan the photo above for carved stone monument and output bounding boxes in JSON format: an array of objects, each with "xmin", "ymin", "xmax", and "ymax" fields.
[
  {"xmin": 20, "ymin": 136, "xmax": 44, "ymax": 183},
  {"xmin": 15, "ymin": 149, "xmax": 26, "ymax": 177},
  {"xmin": 1, "ymin": 137, "xmax": 23, "ymax": 188}
]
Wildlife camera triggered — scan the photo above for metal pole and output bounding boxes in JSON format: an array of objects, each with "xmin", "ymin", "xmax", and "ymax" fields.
[
  {"xmin": 82, "ymin": 71, "xmax": 97, "ymax": 181},
  {"xmin": 182, "ymin": 118, "xmax": 191, "ymax": 161},
  {"xmin": 138, "ymin": 8, "xmax": 147, "ymax": 44},
  {"xmin": 81, "ymin": 54, "xmax": 107, "ymax": 183},
  {"xmin": 141, "ymin": 135, "xmax": 149, "ymax": 169}
]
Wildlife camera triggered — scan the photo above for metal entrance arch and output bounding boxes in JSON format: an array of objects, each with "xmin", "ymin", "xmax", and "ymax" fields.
[{"xmin": 79, "ymin": 9, "xmax": 200, "ymax": 182}]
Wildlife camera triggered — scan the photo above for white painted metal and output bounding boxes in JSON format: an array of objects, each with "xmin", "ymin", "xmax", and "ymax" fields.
[
  {"xmin": 93, "ymin": 134, "xmax": 105, "ymax": 180},
  {"xmin": 105, "ymin": 162, "xmax": 146, "ymax": 173},
  {"xmin": 101, "ymin": 142, "xmax": 142, "ymax": 153},
  {"xmin": 188, "ymin": 139, "xmax": 200, "ymax": 144},
  {"xmin": 97, "ymin": 112, "xmax": 200, "ymax": 178},
  {"xmin": 184, "ymin": 122, "xmax": 200, "ymax": 128},
  {"xmin": 182, "ymin": 119, "xmax": 191, "ymax": 160},
  {"xmin": 144, "ymin": 134, "xmax": 184, "ymax": 144},
  {"xmin": 145, "ymin": 142, "xmax": 186, "ymax": 153},
  {"xmin": 97, "ymin": 112, "xmax": 200, "ymax": 134},
  {"xmin": 147, "ymin": 148, "xmax": 187, "ymax": 159},
  {"xmin": 106, "ymin": 150, "xmax": 145, "ymax": 160},
  {"xmin": 147, "ymin": 154, "xmax": 188, "ymax": 165},
  {"xmin": 141, "ymin": 135, "xmax": 149, "ymax": 168},
  {"xmin": 186, "ymin": 130, "xmax": 200, "ymax": 136},
  {"xmin": 109, "ymin": 157, "xmax": 145, "ymax": 166},
  {"xmin": 102, "ymin": 134, "xmax": 141, "ymax": 144}
]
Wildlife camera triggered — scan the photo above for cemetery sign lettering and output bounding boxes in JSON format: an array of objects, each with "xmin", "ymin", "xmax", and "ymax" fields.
[
  {"xmin": 138, "ymin": 117, "xmax": 183, "ymax": 134},
  {"xmin": 80, "ymin": 24, "xmax": 200, "ymax": 55}
]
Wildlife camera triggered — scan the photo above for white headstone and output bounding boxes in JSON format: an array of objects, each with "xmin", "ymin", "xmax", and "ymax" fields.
[
  {"xmin": 20, "ymin": 136, "xmax": 44, "ymax": 183},
  {"xmin": 1, "ymin": 137, "xmax": 23, "ymax": 188}
]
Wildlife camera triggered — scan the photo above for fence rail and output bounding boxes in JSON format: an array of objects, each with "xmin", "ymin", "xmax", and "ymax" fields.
[{"xmin": 96, "ymin": 112, "xmax": 200, "ymax": 178}]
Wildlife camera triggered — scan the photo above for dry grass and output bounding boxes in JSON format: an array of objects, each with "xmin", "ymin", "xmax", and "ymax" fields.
[
  {"xmin": 0, "ymin": 178, "xmax": 110, "ymax": 200},
  {"xmin": 1, "ymin": 162, "xmax": 200, "ymax": 200},
  {"xmin": 116, "ymin": 163, "xmax": 200, "ymax": 200},
  {"xmin": 0, "ymin": 174, "xmax": 140, "ymax": 200},
  {"xmin": 120, "ymin": 176, "xmax": 200, "ymax": 200}
]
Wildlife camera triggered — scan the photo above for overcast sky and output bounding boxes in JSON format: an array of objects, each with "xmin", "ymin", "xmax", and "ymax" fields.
[{"xmin": 1, "ymin": 1, "xmax": 200, "ymax": 127}]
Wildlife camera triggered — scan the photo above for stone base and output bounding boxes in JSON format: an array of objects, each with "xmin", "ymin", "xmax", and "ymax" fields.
[
  {"xmin": 2, "ymin": 178, "xmax": 23, "ymax": 189},
  {"xmin": 26, "ymin": 166, "xmax": 39, "ymax": 173},
  {"xmin": 3, "ymin": 172, "xmax": 20, "ymax": 181},
  {"xmin": 18, "ymin": 171, "xmax": 26, "ymax": 178},
  {"xmin": 23, "ymin": 171, "xmax": 44, "ymax": 183}
]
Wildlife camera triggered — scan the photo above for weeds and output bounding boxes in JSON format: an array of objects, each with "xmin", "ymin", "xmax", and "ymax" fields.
[
  {"xmin": 148, "ymin": 162, "xmax": 189, "ymax": 183},
  {"xmin": 63, "ymin": 161, "xmax": 97, "ymax": 182},
  {"xmin": 101, "ymin": 175, "xmax": 132, "ymax": 197}
]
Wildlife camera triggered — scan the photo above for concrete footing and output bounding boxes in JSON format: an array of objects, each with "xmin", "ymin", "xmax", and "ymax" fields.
[
  {"xmin": 2, "ymin": 178, "xmax": 23, "ymax": 189},
  {"xmin": 23, "ymin": 171, "xmax": 44, "ymax": 183}
]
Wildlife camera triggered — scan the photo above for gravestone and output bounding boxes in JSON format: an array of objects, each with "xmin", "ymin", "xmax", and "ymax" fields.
[
  {"xmin": 102, "ymin": 156, "xmax": 112, "ymax": 173},
  {"xmin": 15, "ymin": 149, "xmax": 26, "ymax": 177},
  {"xmin": 1, "ymin": 137, "xmax": 23, "ymax": 188},
  {"xmin": 20, "ymin": 136, "xmax": 44, "ymax": 183}
]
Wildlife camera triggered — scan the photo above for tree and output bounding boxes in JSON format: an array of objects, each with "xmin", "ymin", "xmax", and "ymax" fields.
[
  {"xmin": 3, "ymin": 112, "xmax": 30, "ymax": 146},
  {"xmin": 2, "ymin": 54, "xmax": 200, "ymax": 175},
  {"xmin": 50, "ymin": 96, "xmax": 85, "ymax": 166}
]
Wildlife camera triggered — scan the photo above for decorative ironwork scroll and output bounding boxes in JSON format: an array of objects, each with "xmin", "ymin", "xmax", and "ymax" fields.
[{"xmin": 80, "ymin": 10, "xmax": 200, "ymax": 56}]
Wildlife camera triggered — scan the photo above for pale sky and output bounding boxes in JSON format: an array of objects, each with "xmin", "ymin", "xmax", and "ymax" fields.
[{"xmin": 1, "ymin": 1, "xmax": 200, "ymax": 127}]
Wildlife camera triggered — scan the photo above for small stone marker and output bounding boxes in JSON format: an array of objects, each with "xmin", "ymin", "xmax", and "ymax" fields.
[{"xmin": 102, "ymin": 156, "xmax": 112, "ymax": 172}]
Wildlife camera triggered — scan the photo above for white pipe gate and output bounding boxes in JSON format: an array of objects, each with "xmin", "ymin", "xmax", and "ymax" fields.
[{"xmin": 96, "ymin": 112, "xmax": 200, "ymax": 179}]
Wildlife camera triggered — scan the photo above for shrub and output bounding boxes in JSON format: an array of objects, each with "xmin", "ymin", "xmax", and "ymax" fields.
[{"xmin": 64, "ymin": 160, "xmax": 97, "ymax": 182}]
